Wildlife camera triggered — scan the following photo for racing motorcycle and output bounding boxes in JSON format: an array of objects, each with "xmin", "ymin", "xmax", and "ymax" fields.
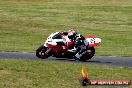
[{"xmin": 36, "ymin": 32, "xmax": 101, "ymax": 61}]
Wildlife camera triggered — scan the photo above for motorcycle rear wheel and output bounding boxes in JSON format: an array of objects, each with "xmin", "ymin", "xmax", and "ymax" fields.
[
  {"xmin": 87, "ymin": 47, "xmax": 95, "ymax": 59},
  {"xmin": 80, "ymin": 47, "xmax": 95, "ymax": 61}
]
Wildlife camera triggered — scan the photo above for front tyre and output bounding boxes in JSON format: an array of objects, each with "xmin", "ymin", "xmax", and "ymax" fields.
[{"xmin": 36, "ymin": 45, "xmax": 47, "ymax": 59}]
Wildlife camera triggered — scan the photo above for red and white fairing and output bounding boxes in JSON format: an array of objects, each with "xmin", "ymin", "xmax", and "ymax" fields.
[
  {"xmin": 44, "ymin": 32, "xmax": 101, "ymax": 48},
  {"xmin": 85, "ymin": 36, "xmax": 101, "ymax": 47},
  {"xmin": 44, "ymin": 32, "xmax": 63, "ymax": 47}
]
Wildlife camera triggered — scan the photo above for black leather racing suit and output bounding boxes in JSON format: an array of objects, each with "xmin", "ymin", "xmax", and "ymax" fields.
[{"xmin": 72, "ymin": 34, "xmax": 88, "ymax": 60}]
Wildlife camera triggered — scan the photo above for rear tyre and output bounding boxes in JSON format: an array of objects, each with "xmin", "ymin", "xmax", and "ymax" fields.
[
  {"xmin": 80, "ymin": 47, "xmax": 95, "ymax": 61},
  {"xmin": 87, "ymin": 47, "xmax": 95, "ymax": 59},
  {"xmin": 36, "ymin": 45, "xmax": 47, "ymax": 59}
]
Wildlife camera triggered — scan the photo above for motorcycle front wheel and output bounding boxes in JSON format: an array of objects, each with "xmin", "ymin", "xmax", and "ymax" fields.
[{"xmin": 36, "ymin": 45, "xmax": 47, "ymax": 59}]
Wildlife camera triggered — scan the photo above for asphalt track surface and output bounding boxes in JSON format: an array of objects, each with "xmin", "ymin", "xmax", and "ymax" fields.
[{"xmin": 0, "ymin": 52, "xmax": 132, "ymax": 67}]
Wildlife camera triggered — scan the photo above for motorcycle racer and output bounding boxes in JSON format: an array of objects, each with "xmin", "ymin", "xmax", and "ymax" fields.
[{"xmin": 67, "ymin": 29, "xmax": 89, "ymax": 61}]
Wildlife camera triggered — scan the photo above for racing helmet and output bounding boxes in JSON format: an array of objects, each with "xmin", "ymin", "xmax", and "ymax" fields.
[{"xmin": 68, "ymin": 29, "xmax": 77, "ymax": 39}]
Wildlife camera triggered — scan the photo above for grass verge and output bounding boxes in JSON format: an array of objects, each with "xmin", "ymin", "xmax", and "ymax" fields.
[{"xmin": 0, "ymin": 59, "xmax": 132, "ymax": 88}]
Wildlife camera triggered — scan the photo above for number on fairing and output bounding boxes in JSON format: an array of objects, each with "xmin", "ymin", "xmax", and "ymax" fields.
[{"xmin": 90, "ymin": 38, "xmax": 95, "ymax": 44}]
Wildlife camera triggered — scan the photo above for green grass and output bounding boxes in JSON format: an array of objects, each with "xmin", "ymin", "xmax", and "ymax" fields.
[
  {"xmin": 0, "ymin": 59, "xmax": 132, "ymax": 88},
  {"xmin": 0, "ymin": 0, "xmax": 132, "ymax": 56}
]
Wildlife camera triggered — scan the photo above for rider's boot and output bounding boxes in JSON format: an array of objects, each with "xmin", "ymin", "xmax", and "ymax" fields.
[{"xmin": 73, "ymin": 55, "xmax": 80, "ymax": 61}]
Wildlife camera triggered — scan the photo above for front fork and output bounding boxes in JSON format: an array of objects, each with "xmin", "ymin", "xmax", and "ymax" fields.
[{"xmin": 45, "ymin": 48, "xmax": 52, "ymax": 58}]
